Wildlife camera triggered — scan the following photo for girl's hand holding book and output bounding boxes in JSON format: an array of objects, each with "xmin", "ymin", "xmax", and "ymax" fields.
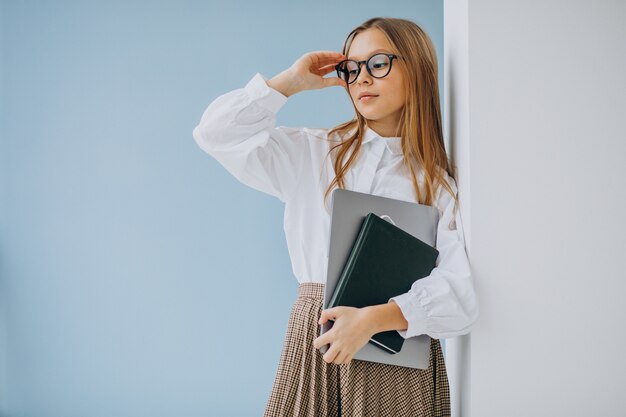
[{"xmin": 313, "ymin": 306, "xmax": 376, "ymax": 365}]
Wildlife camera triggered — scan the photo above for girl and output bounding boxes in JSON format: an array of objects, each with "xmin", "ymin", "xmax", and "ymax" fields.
[{"xmin": 193, "ymin": 17, "xmax": 479, "ymax": 417}]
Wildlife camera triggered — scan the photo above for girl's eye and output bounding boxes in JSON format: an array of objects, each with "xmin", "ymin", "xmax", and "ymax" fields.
[{"xmin": 371, "ymin": 62, "xmax": 389, "ymax": 69}]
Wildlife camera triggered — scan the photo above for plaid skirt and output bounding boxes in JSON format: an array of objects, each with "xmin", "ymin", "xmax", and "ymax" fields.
[{"xmin": 263, "ymin": 282, "xmax": 451, "ymax": 417}]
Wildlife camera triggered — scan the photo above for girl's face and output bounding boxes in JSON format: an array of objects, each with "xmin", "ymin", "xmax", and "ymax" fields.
[{"xmin": 346, "ymin": 28, "xmax": 406, "ymax": 137}]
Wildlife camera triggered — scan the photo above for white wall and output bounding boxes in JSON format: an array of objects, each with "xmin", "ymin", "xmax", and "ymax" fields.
[
  {"xmin": 443, "ymin": 1, "xmax": 473, "ymax": 416},
  {"xmin": 446, "ymin": 0, "xmax": 626, "ymax": 415}
]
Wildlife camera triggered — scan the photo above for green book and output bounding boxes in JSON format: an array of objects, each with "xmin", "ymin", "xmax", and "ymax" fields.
[{"xmin": 327, "ymin": 212, "xmax": 439, "ymax": 354}]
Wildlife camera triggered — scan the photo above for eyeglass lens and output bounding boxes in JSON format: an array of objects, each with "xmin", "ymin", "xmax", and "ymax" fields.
[{"xmin": 337, "ymin": 53, "xmax": 392, "ymax": 84}]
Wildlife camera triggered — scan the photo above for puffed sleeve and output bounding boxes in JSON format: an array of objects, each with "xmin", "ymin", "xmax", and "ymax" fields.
[
  {"xmin": 192, "ymin": 72, "xmax": 306, "ymax": 204},
  {"xmin": 388, "ymin": 177, "xmax": 480, "ymax": 339}
]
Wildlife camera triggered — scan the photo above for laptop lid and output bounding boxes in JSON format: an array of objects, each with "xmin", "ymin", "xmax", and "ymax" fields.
[{"xmin": 320, "ymin": 188, "xmax": 439, "ymax": 369}]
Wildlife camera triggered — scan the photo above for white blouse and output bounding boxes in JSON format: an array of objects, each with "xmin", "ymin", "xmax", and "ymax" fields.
[{"xmin": 192, "ymin": 72, "xmax": 479, "ymax": 340}]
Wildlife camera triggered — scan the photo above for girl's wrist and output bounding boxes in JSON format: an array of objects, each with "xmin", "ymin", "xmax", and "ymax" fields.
[{"xmin": 266, "ymin": 70, "xmax": 300, "ymax": 98}]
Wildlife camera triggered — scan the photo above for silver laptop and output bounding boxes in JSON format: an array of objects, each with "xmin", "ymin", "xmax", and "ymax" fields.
[{"xmin": 320, "ymin": 188, "xmax": 439, "ymax": 369}]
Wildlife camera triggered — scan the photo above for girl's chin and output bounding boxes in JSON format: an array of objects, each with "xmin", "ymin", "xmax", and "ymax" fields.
[{"xmin": 359, "ymin": 112, "xmax": 381, "ymax": 120}]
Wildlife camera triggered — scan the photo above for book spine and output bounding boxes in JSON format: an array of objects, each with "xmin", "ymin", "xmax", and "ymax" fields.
[
  {"xmin": 327, "ymin": 215, "xmax": 373, "ymax": 309},
  {"xmin": 368, "ymin": 337, "xmax": 398, "ymax": 354}
]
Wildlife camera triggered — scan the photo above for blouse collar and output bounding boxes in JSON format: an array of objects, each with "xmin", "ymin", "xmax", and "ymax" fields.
[{"xmin": 361, "ymin": 126, "xmax": 403, "ymax": 156}]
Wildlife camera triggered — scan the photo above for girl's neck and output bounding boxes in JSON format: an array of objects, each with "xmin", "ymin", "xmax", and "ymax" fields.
[{"xmin": 366, "ymin": 118, "xmax": 402, "ymax": 138}]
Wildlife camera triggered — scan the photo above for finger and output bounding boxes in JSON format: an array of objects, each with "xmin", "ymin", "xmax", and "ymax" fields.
[
  {"xmin": 317, "ymin": 63, "xmax": 339, "ymax": 72},
  {"xmin": 315, "ymin": 55, "xmax": 346, "ymax": 65},
  {"xmin": 313, "ymin": 332, "xmax": 331, "ymax": 349},
  {"xmin": 334, "ymin": 351, "xmax": 348, "ymax": 365},
  {"xmin": 310, "ymin": 52, "xmax": 347, "ymax": 67},
  {"xmin": 318, "ymin": 309, "xmax": 328, "ymax": 324},
  {"xmin": 319, "ymin": 307, "xmax": 339, "ymax": 324},
  {"xmin": 311, "ymin": 51, "xmax": 347, "ymax": 60},
  {"xmin": 323, "ymin": 343, "xmax": 339, "ymax": 364},
  {"xmin": 311, "ymin": 66, "xmax": 341, "ymax": 79},
  {"xmin": 322, "ymin": 76, "xmax": 347, "ymax": 89},
  {"xmin": 320, "ymin": 65, "xmax": 340, "ymax": 76},
  {"xmin": 318, "ymin": 313, "xmax": 326, "ymax": 325},
  {"xmin": 310, "ymin": 61, "xmax": 344, "ymax": 77}
]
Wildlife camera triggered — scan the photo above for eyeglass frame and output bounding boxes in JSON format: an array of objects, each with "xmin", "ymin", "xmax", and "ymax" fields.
[{"xmin": 335, "ymin": 53, "xmax": 401, "ymax": 85}]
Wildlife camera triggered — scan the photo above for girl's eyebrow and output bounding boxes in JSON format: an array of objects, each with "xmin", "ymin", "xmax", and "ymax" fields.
[{"xmin": 347, "ymin": 48, "xmax": 391, "ymax": 60}]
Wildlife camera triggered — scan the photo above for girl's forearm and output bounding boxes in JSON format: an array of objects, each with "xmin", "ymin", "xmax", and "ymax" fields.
[{"xmin": 363, "ymin": 301, "xmax": 409, "ymax": 334}]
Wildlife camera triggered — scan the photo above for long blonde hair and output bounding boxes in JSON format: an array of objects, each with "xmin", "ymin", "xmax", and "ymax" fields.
[{"xmin": 323, "ymin": 17, "xmax": 459, "ymax": 228}]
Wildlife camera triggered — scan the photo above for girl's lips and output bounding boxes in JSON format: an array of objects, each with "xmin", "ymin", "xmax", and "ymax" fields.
[{"xmin": 359, "ymin": 95, "xmax": 379, "ymax": 102}]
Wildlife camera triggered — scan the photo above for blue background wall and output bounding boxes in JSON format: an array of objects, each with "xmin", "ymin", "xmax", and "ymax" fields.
[{"xmin": 0, "ymin": 1, "xmax": 443, "ymax": 415}]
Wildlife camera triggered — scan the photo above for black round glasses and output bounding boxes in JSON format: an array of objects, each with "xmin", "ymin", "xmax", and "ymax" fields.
[{"xmin": 335, "ymin": 53, "xmax": 400, "ymax": 85}]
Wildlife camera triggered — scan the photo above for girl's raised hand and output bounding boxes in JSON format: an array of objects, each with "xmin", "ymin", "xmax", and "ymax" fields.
[{"xmin": 267, "ymin": 51, "xmax": 349, "ymax": 97}]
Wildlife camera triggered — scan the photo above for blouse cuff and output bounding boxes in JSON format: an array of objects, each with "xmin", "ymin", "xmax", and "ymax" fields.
[
  {"xmin": 244, "ymin": 72, "xmax": 289, "ymax": 114},
  {"xmin": 389, "ymin": 289, "xmax": 429, "ymax": 339}
]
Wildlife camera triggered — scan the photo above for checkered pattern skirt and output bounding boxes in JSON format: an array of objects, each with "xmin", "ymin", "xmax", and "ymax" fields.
[{"xmin": 263, "ymin": 282, "xmax": 451, "ymax": 417}]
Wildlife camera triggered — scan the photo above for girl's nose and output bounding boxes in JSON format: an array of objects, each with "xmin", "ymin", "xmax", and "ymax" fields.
[{"xmin": 355, "ymin": 63, "xmax": 373, "ymax": 85}]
